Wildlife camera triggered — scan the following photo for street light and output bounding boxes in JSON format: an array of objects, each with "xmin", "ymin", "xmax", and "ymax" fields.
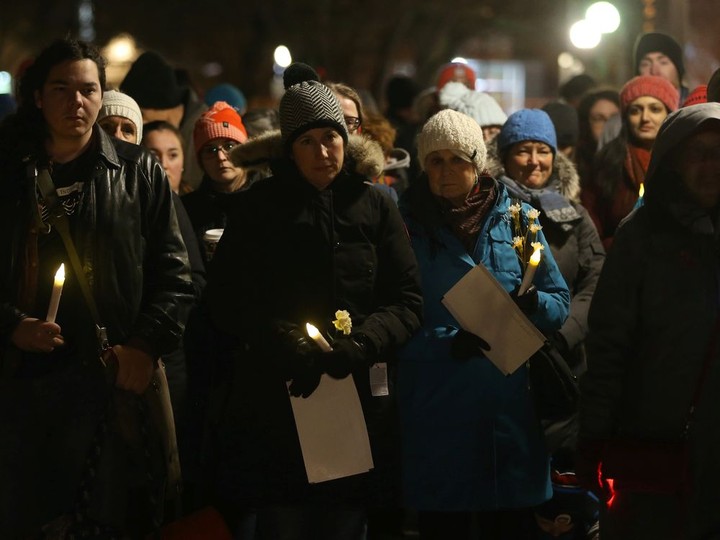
[
  {"xmin": 586, "ymin": 1, "xmax": 621, "ymax": 34},
  {"xmin": 274, "ymin": 46, "xmax": 292, "ymax": 69},
  {"xmin": 569, "ymin": 19, "xmax": 602, "ymax": 49}
]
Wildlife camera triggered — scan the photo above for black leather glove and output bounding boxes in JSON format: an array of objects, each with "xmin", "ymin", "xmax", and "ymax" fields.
[
  {"xmin": 319, "ymin": 335, "xmax": 374, "ymax": 379},
  {"xmin": 450, "ymin": 329, "xmax": 491, "ymax": 361},
  {"xmin": 511, "ymin": 284, "xmax": 539, "ymax": 315}
]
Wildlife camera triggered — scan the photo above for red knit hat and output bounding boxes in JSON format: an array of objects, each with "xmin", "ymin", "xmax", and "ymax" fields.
[
  {"xmin": 193, "ymin": 101, "xmax": 248, "ymax": 155},
  {"xmin": 620, "ymin": 75, "xmax": 679, "ymax": 113},
  {"xmin": 437, "ymin": 62, "xmax": 477, "ymax": 90},
  {"xmin": 682, "ymin": 85, "xmax": 707, "ymax": 107}
]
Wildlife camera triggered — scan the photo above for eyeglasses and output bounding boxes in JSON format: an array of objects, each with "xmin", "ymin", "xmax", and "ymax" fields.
[
  {"xmin": 201, "ymin": 141, "xmax": 237, "ymax": 158},
  {"xmin": 344, "ymin": 116, "xmax": 361, "ymax": 132}
]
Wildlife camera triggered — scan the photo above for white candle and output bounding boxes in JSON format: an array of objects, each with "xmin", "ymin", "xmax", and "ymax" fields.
[
  {"xmin": 306, "ymin": 323, "xmax": 333, "ymax": 352},
  {"xmin": 518, "ymin": 248, "xmax": 542, "ymax": 296},
  {"xmin": 47, "ymin": 263, "xmax": 65, "ymax": 323}
]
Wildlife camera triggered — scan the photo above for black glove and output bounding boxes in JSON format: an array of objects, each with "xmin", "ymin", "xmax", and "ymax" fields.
[
  {"xmin": 288, "ymin": 368, "xmax": 322, "ymax": 398},
  {"xmin": 271, "ymin": 321, "xmax": 322, "ymax": 397},
  {"xmin": 511, "ymin": 284, "xmax": 539, "ymax": 315},
  {"xmin": 319, "ymin": 335, "xmax": 373, "ymax": 379},
  {"xmin": 450, "ymin": 329, "xmax": 491, "ymax": 361}
]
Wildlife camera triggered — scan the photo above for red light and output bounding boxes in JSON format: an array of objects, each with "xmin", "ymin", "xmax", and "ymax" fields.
[{"xmin": 604, "ymin": 478, "xmax": 616, "ymax": 507}]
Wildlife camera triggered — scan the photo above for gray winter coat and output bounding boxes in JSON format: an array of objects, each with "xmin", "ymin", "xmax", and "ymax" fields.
[{"xmin": 486, "ymin": 142, "xmax": 605, "ymax": 368}]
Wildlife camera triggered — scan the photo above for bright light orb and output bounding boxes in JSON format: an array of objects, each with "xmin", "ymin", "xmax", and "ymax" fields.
[
  {"xmin": 274, "ymin": 46, "xmax": 292, "ymax": 68},
  {"xmin": 586, "ymin": 1, "xmax": 621, "ymax": 34},
  {"xmin": 105, "ymin": 34, "xmax": 136, "ymax": 63},
  {"xmin": 570, "ymin": 20, "xmax": 602, "ymax": 49},
  {"xmin": 451, "ymin": 57, "xmax": 468, "ymax": 64},
  {"xmin": 0, "ymin": 71, "xmax": 11, "ymax": 94},
  {"xmin": 558, "ymin": 52, "xmax": 575, "ymax": 69}
]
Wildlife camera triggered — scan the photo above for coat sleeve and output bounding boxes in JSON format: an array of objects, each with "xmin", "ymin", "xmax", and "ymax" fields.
[
  {"xmin": 353, "ymin": 193, "xmax": 423, "ymax": 356},
  {"xmin": 579, "ymin": 216, "xmax": 644, "ymax": 438},
  {"xmin": 128, "ymin": 156, "xmax": 195, "ymax": 357},
  {"xmin": 559, "ymin": 205, "xmax": 606, "ymax": 350},
  {"xmin": 526, "ymin": 224, "xmax": 571, "ymax": 335}
]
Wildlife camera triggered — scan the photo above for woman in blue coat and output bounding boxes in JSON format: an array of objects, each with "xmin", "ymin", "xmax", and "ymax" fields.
[{"xmin": 398, "ymin": 109, "xmax": 570, "ymax": 539}]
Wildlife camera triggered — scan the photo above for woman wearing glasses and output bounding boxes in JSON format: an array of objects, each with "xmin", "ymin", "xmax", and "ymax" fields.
[{"xmin": 181, "ymin": 101, "xmax": 249, "ymax": 264}]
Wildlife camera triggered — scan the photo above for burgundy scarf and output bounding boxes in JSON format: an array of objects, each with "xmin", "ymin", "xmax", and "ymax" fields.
[{"xmin": 437, "ymin": 179, "xmax": 497, "ymax": 253}]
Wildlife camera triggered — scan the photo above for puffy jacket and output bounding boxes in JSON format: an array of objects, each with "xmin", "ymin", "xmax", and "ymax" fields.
[
  {"xmin": 398, "ymin": 176, "xmax": 570, "ymax": 511},
  {"xmin": 205, "ymin": 131, "xmax": 423, "ymax": 507}
]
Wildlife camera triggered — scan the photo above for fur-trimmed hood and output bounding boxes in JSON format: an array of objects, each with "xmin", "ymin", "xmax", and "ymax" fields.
[
  {"xmin": 230, "ymin": 129, "xmax": 385, "ymax": 180},
  {"xmin": 484, "ymin": 137, "xmax": 581, "ymax": 204}
]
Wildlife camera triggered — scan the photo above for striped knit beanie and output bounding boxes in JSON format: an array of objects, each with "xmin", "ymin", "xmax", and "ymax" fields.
[{"xmin": 279, "ymin": 63, "xmax": 348, "ymax": 149}]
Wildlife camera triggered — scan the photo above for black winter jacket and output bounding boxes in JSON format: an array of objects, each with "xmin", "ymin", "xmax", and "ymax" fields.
[{"xmin": 205, "ymin": 131, "xmax": 423, "ymax": 507}]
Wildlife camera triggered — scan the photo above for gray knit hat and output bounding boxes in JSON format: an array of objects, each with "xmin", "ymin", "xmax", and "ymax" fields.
[
  {"xmin": 439, "ymin": 82, "xmax": 507, "ymax": 128},
  {"xmin": 417, "ymin": 109, "xmax": 487, "ymax": 174},
  {"xmin": 280, "ymin": 63, "xmax": 348, "ymax": 148}
]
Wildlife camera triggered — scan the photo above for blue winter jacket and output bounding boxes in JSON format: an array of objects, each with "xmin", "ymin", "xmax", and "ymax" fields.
[{"xmin": 398, "ymin": 179, "xmax": 570, "ymax": 511}]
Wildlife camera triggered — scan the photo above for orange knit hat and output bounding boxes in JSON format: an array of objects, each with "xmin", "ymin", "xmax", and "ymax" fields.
[{"xmin": 193, "ymin": 101, "xmax": 248, "ymax": 155}]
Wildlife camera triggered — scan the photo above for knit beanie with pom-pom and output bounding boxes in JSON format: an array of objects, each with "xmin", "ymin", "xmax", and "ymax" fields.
[{"xmin": 279, "ymin": 63, "xmax": 348, "ymax": 148}]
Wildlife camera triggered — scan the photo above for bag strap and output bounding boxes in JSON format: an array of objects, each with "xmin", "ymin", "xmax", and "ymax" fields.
[{"xmin": 35, "ymin": 167, "xmax": 110, "ymax": 352}]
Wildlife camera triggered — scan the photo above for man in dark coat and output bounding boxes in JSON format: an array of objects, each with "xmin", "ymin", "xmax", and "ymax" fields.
[
  {"xmin": 577, "ymin": 103, "xmax": 720, "ymax": 539},
  {"xmin": 0, "ymin": 38, "xmax": 194, "ymax": 538}
]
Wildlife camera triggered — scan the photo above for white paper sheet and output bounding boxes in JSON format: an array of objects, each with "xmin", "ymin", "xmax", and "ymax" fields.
[
  {"xmin": 441, "ymin": 264, "xmax": 545, "ymax": 375},
  {"xmin": 289, "ymin": 374, "xmax": 374, "ymax": 483}
]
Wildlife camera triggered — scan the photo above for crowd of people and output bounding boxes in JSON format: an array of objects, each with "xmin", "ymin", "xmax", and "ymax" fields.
[{"xmin": 0, "ymin": 29, "xmax": 719, "ymax": 540}]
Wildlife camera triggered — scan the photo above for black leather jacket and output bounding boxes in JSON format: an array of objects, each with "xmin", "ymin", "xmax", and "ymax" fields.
[{"xmin": 0, "ymin": 127, "xmax": 194, "ymax": 358}]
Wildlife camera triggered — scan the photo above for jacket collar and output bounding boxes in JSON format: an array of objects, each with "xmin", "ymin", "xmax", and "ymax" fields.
[
  {"xmin": 229, "ymin": 129, "xmax": 385, "ymax": 181},
  {"xmin": 95, "ymin": 126, "xmax": 122, "ymax": 170},
  {"xmin": 484, "ymin": 136, "xmax": 581, "ymax": 204}
]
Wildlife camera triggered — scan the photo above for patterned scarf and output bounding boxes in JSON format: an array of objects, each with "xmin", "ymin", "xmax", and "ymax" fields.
[{"xmin": 437, "ymin": 177, "xmax": 497, "ymax": 253}]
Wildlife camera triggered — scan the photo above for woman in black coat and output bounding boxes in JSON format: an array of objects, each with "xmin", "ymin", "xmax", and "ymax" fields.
[{"xmin": 204, "ymin": 64, "xmax": 422, "ymax": 540}]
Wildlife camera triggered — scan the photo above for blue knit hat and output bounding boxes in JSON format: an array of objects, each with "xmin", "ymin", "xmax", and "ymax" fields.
[{"xmin": 497, "ymin": 108, "xmax": 557, "ymax": 154}]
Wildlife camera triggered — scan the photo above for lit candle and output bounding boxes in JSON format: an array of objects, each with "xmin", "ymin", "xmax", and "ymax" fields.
[
  {"xmin": 518, "ymin": 247, "xmax": 542, "ymax": 296},
  {"xmin": 638, "ymin": 182, "xmax": 645, "ymax": 198},
  {"xmin": 47, "ymin": 263, "xmax": 65, "ymax": 323},
  {"xmin": 306, "ymin": 323, "xmax": 333, "ymax": 352}
]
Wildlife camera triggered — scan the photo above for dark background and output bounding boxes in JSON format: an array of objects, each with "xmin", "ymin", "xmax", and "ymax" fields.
[{"xmin": 0, "ymin": 0, "xmax": 716, "ymax": 109}]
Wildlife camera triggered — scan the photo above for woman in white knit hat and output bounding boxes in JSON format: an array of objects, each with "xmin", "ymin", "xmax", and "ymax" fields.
[
  {"xmin": 398, "ymin": 109, "xmax": 570, "ymax": 539},
  {"xmin": 97, "ymin": 89, "xmax": 143, "ymax": 144}
]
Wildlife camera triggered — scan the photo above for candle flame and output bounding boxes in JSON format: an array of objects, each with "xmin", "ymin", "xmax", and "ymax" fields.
[
  {"xmin": 529, "ymin": 247, "xmax": 542, "ymax": 266},
  {"xmin": 306, "ymin": 323, "xmax": 320, "ymax": 338},
  {"xmin": 638, "ymin": 182, "xmax": 645, "ymax": 198},
  {"xmin": 55, "ymin": 263, "xmax": 65, "ymax": 283}
]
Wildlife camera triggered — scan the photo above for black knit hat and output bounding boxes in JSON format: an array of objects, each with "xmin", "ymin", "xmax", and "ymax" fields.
[
  {"xmin": 542, "ymin": 101, "xmax": 579, "ymax": 149},
  {"xmin": 634, "ymin": 32, "xmax": 685, "ymax": 80},
  {"xmin": 121, "ymin": 51, "xmax": 183, "ymax": 109},
  {"xmin": 279, "ymin": 63, "xmax": 348, "ymax": 148},
  {"xmin": 707, "ymin": 68, "xmax": 720, "ymax": 103}
]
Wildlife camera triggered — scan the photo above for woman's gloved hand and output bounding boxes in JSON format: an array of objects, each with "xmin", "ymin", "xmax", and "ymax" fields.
[
  {"xmin": 450, "ymin": 329, "xmax": 491, "ymax": 361},
  {"xmin": 319, "ymin": 335, "xmax": 375, "ymax": 379},
  {"xmin": 511, "ymin": 284, "xmax": 539, "ymax": 315}
]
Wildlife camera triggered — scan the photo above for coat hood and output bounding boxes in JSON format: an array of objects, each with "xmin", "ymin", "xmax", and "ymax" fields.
[
  {"xmin": 485, "ymin": 137, "xmax": 581, "ymax": 204},
  {"xmin": 644, "ymin": 102, "xmax": 720, "ymax": 205},
  {"xmin": 230, "ymin": 129, "xmax": 385, "ymax": 180}
]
